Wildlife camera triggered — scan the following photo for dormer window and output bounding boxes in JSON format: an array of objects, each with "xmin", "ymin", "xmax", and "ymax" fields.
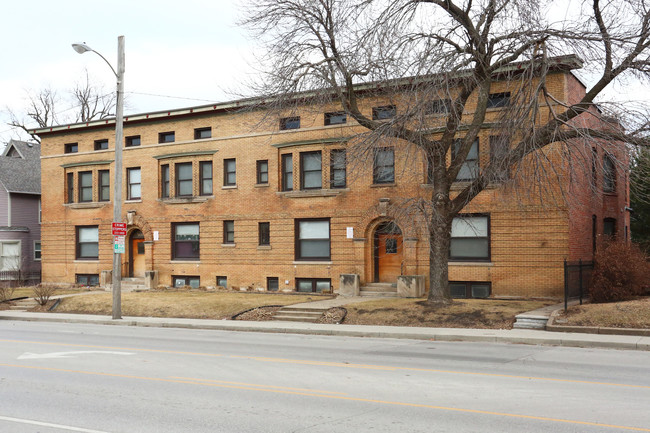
[{"xmin": 372, "ymin": 105, "xmax": 396, "ymax": 120}]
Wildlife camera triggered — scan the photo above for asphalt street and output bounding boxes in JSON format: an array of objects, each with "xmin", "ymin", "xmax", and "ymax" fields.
[{"xmin": 0, "ymin": 320, "xmax": 648, "ymax": 432}]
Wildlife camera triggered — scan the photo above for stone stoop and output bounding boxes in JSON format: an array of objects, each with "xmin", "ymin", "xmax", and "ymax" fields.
[
  {"xmin": 359, "ymin": 282, "xmax": 398, "ymax": 298},
  {"xmin": 271, "ymin": 306, "xmax": 328, "ymax": 323},
  {"xmin": 8, "ymin": 298, "xmax": 40, "ymax": 312},
  {"xmin": 513, "ymin": 314, "xmax": 549, "ymax": 330},
  {"xmin": 120, "ymin": 278, "xmax": 147, "ymax": 292}
]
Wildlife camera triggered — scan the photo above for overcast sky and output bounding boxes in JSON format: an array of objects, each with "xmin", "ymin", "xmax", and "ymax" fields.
[
  {"xmin": 1, "ymin": 1, "xmax": 649, "ymax": 146},
  {"xmin": 0, "ymin": 0, "xmax": 253, "ymax": 144}
]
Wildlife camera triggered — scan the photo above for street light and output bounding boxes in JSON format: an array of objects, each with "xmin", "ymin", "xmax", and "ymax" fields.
[{"xmin": 72, "ymin": 36, "xmax": 125, "ymax": 320}]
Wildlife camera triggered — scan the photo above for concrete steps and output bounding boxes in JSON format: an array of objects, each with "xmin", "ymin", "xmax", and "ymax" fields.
[
  {"xmin": 513, "ymin": 314, "xmax": 549, "ymax": 330},
  {"xmin": 8, "ymin": 298, "xmax": 39, "ymax": 312},
  {"xmin": 360, "ymin": 282, "xmax": 398, "ymax": 298},
  {"xmin": 272, "ymin": 306, "xmax": 328, "ymax": 323}
]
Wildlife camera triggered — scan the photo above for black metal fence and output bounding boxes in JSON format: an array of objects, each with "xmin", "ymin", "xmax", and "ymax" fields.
[
  {"xmin": 563, "ymin": 259, "xmax": 594, "ymax": 311},
  {"xmin": 0, "ymin": 270, "xmax": 42, "ymax": 287}
]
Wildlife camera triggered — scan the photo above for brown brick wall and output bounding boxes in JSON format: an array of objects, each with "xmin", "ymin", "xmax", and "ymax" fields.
[{"xmin": 37, "ymin": 70, "xmax": 627, "ymax": 298}]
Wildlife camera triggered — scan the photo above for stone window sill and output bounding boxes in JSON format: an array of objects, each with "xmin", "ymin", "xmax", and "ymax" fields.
[
  {"xmin": 221, "ymin": 243, "xmax": 236, "ymax": 248},
  {"xmin": 277, "ymin": 189, "xmax": 347, "ymax": 198},
  {"xmin": 448, "ymin": 261, "xmax": 494, "ymax": 267},
  {"xmin": 292, "ymin": 261, "xmax": 333, "ymax": 265},
  {"xmin": 370, "ymin": 183, "xmax": 395, "ymax": 188},
  {"xmin": 65, "ymin": 202, "xmax": 108, "ymax": 209},
  {"xmin": 257, "ymin": 245, "xmax": 272, "ymax": 250},
  {"xmin": 159, "ymin": 196, "xmax": 210, "ymax": 204}
]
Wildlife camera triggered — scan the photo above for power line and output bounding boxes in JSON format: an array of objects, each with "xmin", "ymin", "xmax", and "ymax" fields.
[{"xmin": 126, "ymin": 91, "xmax": 217, "ymax": 103}]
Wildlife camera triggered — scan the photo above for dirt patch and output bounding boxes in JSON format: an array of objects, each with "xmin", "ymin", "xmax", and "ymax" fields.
[
  {"xmin": 318, "ymin": 307, "xmax": 346, "ymax": 324},
  {"xmin": 344, "ymin": 298, "xmax": 554, "ymax": 329},
  {"xmin": 234, "ymin": 306, "xmax": 282, "ymax": 320},
  {"xmin": 558, "ymin": 297, "xmax": 650, "ymax": 328}
]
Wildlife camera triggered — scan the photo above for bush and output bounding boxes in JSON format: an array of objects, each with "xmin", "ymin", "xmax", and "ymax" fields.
[
  {"xmin": 32, "ymin": 284, "xmax": 56, "ymax": 306},
  {"xmin": 589, "ymin": 242, "xmax": 650, "ymax": 303},
  {"xmin": 0, "ymin": 286, "xmax": 15, "ymax": 302}
]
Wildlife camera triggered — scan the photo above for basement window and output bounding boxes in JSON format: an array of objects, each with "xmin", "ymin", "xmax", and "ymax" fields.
[{"xmin": 449, "ymin": 281, "xmax": 491, "ymax": 299}]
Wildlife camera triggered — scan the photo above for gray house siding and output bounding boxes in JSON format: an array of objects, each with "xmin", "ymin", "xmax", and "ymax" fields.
[{"xmin": 0, "ymin": 188, "xmax": 8, "ymax": 226}]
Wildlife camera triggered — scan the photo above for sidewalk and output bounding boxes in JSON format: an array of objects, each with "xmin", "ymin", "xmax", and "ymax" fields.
[{"xmin": 0, "ymin": 310, "xmax": 648, "ymax": 351}]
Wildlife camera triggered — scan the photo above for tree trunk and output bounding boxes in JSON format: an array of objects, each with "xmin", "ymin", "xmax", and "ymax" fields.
[{"xmin": 427, "ymin": 216, "xmax": 453, "ymax": 303}]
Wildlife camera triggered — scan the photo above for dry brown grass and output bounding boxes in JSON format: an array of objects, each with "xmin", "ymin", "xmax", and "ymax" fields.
[
  {"xmin": 9, "ymin": 286, "xmax": 96, "ymax": 299},
  {"xmin": 559, "ymin": 297, "xmax": 650, "ymax": 328},
  {"xmin": 56, "ymin": 291, "xmax": 324, "ymax": 319},
  {"xmin": 344, "ymin": 298, "xmax": 555, "ymax": 329}
]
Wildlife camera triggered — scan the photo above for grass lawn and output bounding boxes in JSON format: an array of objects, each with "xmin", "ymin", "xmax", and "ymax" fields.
[
  {"xmin": 55, "ymin": 291, "xmax": 325, "ymax": 319},
  {"xmin": 343, "ymin": 298, "xmax": 555, "ymax": 329},
  {"xmin": 558, "ymin": 297, "xmax": 650, "ymax": 329},
  {"xmin": 1, "ymin": 286, "xmax": 96, "ymax": 300}
]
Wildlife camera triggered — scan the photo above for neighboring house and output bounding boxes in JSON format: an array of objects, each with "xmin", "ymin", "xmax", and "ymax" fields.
[
  {"xmin": 32, "ymin": 57, "xmax": 628, "ymax": 298},
  {"xmin": 0, "ymin": 140, "xmax": 41, "ymax": 281}
]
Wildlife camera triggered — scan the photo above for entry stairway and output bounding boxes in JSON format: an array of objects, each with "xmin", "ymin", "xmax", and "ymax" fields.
[
  {"xmin": 359, "ymin": 282, "xmax": 398, "ymax": 298},
  {"xmin": 271, "ymin": 306, "xmax": 329, "ymax": 322}
]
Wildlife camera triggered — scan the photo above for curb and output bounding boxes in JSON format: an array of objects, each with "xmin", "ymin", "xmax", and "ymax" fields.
[
  {"xmin": 546, "ymin": 310, "xmax": 650, "ymax": 337},
  {"xmin": 1, "ymin": 311, "xmax": 648, "ymax": 351}
]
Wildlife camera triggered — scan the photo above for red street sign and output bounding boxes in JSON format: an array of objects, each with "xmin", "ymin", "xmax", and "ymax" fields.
[{"xmin": 112, "ymin": 222, "xmax": 127, "ymax": 236}]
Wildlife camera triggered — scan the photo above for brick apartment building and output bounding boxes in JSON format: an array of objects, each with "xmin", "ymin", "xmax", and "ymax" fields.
[{"xmin": 33, "ymin": 57, "xmax": 629, "ymax": 298}]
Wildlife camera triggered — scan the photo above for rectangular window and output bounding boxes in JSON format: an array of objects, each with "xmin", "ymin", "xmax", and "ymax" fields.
[
  {"xmin": 296, "ymin": 218, "xmax": 330, "ymax": 261},
  {"xmin": 216, "ymin": 276, "xmax": 228, "ymax": 288},
  {"xmin": 603, "ymin": 218, "xmax": 617, "ymax": 238},
  {"xmin": 0, "ymin": 241, "xmax": 20, "ymax": 271},
  {"xmin": 256, "ymin": 160, "xmax": 269, "ymax": 184},
  {"xmin": 127, "ymin": 167, "xmax": 141, "ymax": 200},
  {"xmin": 159, "ymin": 131, "xmax": 175, "ymax": 143},
  {"xmin": 330, "ymin": 149, "xmax": 346, "ymax": 188},
  {"xmin": 603, "ymin": 154, "xmax": 616, "ymax": 193},
  {"xmin": 223, "ymin": 220, "xmax": 234, "ymax": 244},
  {"xmin": 296, "ymin": 278, "xmax": 331, "ymax": 293},
  {"xmin": 76, "ymin": 274, "xmax": 99, "ymax": 286},
  {"xmin": 64, "ymin": 143, "xmax": 78, "ymax": 154},
  {"xmin": 449, "ymin": 282, "xmax": 491, "ymax": 299},
  {"xmin": 161, "ymin": 164, "xmax": 170, "ymax": 198},
  {"xmin": 98, "ymin": 170, "xmax": 110, "ymax": 202},
  {"xmin": 173, "ymin": 276, "xmax": 200, "ymax": 288},
  {"xmin": 324, "ymin": 111, "xmax": 346, "ymax": 125},
  {"xmin": 450, "ymin": 215, "xmax": 490, "ymax": 261},
  {"xmin": 172, "ymin": 222, "xmax": 199, "ymax": 260},
  {"xmin": 125, "ymin": 135, "xmax": 141, "ymax": 147},
  {"xmin": 194, "ymin": 127, "xmax": 212, "ymax": 139},
  {"xmin": 281, "ymin": 154, "xmax": 293, "ymax": 191},
  {"xmin": 77, "ymin": 226, "xmax": 99, "ymax": 260},
  {"xmin": 34, "ymin": 241, "xmax": 42, "ymax": 261},
  {"xmin": 175, "ymin": 162, "xmax": 193, "ymax": 197},
  {"xmin": 267, "ymin": 277, "xmax": 279, "ymax": 291},
  {"xmin": 427, "ymin": 99, "xmax": 451, "ymax": 115},
  {"xmin": 489, "ymin": 136, "xmax": 509, "ymax": 181},
  {"xmin": 66, "ymin": 172, "xmax": 74, "ymax": 204},
  {"xmin": 223, "ymin": 159, "xmax": 236, "ymax": 186},
  {"xmin": 487, "ymin": 92, "xmax": 510, "ymax": 108},
  {"xmin": 94, "ymin": 139, "xmax": 108, "ymax": 151},
  {"xmin": 280, "ymin": 116, "xmax": 300, "ymax": 130},
  {"xmin": 200, "ymin": 161, "xmax": 213, "ymax": 196},
  {"xmin": 372, "ymin": 105, "xmax": 396, "ymax": 120},
  {"xmin": 78, "ymin": 171, "xmax": 93, "ymax": 203},
  {"xmin": 300, "ymin": 151, "xmax": 322, "ymax": 190},
  {"xmin": 259, "ymin": 222, "xmax": 270, "ymax": 246},
  {"xmin": 452, "ymin": 139, "xmax": 479, "ymax": 181},
  {"xmin": 373, "ymin": 148, "xmax": 395, "ymax": 184}
]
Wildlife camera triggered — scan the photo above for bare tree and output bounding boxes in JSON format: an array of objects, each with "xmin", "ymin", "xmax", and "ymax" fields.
[
  {"xmin": 4, "ymin": 70, "xmax": 116, "ymax": 144},
  {"xmin": 242, "ymin": 0, "xmax": 650, "ymax": 303}
]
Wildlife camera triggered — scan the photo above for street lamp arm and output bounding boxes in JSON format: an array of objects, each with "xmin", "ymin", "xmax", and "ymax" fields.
[{"xmin": 71, "ymin": 43, "xmax": 118, "ymax": 78}]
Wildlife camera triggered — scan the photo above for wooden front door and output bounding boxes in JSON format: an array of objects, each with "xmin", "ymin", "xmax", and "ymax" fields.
[
  {"xmin": 129, "ymin": 230, "xmax": 145, "ymax": 278},
  {"xmin": 376, "ymin": 232, "xmax": 403, "ymax": 282}
]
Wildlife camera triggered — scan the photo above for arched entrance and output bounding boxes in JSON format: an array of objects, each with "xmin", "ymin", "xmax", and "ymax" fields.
[
  {"xmin": 129, "ymin": 229, "xmax": 145, "ymax": 278},
  {"xmin": 373, "ymin": 221, "xmax": 403, "ymax": 282}
]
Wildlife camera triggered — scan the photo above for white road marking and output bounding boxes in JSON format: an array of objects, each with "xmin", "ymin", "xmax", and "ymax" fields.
[
  {"xmin": 18, "ymin": 351, "xmax": 134, "ymax": 360},
  {"xmin": 0, "ymin": 415, "xmax": 112, "ymax": 432}
]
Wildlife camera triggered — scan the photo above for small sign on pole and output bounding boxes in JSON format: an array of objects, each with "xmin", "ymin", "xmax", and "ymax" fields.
[
  {"xmin": 112, "ymin": 222, "xmax": 127, "ymax": 236},
  {"xmin": 114, "ymin": 234, "xmax": 125, "ymax": 254}
]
